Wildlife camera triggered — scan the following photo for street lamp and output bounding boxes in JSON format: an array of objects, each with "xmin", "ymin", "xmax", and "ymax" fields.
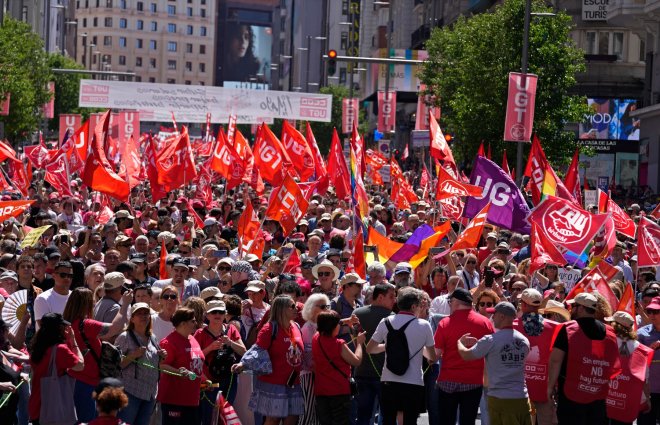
[
  {"xmin": 302, "ymin": 35, "xmax": 327, "ymax": 92},
  {"xmin": 375, "ymin": 1, "xmax": 395, "ymax": 153}
]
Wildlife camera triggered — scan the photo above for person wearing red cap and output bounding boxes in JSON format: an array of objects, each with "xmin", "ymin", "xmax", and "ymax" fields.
[{"xmin": 637, "ymin": 296, "xmax": 660, "ymax": 425}]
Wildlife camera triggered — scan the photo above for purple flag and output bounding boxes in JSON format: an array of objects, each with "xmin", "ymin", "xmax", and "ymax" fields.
[
  {"xmin": 389, "ymin": 224, "xmax": 436, "ymax": 262},
  {"xmin": 464, "ymin": 156, "xmax": 531, "ymax": 233}
]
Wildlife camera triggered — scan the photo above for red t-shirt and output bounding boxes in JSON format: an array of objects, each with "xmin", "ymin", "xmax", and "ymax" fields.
[
  {"xmin": 158, "ymin": 330, "xmax": 205, "ymax": 406},
  {"xmin": 256, "ymin": 321, "xmax": 303, "ymax": 386},
  {"xmin": 477, "ymin": 246, "xmax": 493, "ymax": 268},
  {"xmin": 312, "ymin": 334, "xmax": 350, "ymax": 396},
  {"xmin": 29, "ymin": 344, "xmax": 79, "ymax": 420},
  {"xmin": 69, "ymin": 318, "xmax": 104, "ymax": 385},
  {"xmin": 434, "ymin": 309, "xmax": 494, "ymax": 385},
  {"xmin": 193, "ymin": 324, "xmax": 241, "ymax": 381}
]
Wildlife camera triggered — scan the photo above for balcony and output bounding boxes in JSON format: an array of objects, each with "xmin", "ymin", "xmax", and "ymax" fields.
[
  {"xmin": 411, "ymin": 24, "xmax": 431, "ymax": 49},
  {"xmin": 607, "ymin": 0, "xmax": 646, "ymax": 28}
]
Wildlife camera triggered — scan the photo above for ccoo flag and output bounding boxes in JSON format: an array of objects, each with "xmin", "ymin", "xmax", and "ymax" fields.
[{"xmin": 464, "ymin": 156, "xmax": 531, "ymax": 233}]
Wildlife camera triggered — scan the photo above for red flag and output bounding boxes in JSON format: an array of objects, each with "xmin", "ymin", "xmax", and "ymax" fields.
[
  {"xmin": 192, "ymin": 166, "xmax": 213, "ymax": 208},
  {"xmin": 529, "ymin": 222, "xmax": 566, "ymax": 275},
  {"xmin": 238, "ymin": 201, "xmax": 262, "ymax": 257},
  {"xmin": 210, "ymin": 129, "xmax": 246, "ymax": 189},
  {"xmin": 0, "ymin": 200, "xmax": 34, "ymax": 223},
  {"xmin": 326, "ymin": 129, "xmax": 351, "ymax": 201},
  {"xmin": 477, "ymin": 141, "xmax": 485, "ymax": 157},
  {"xmin": 365, "ymin": 149, "xmax": 388, "ymax": 171},
  {"xmin": 390, "ymin": 160, "xmax": 417, "ymax": 204},
  {"xmin": 566, "ymin": 261, "xmax": 619, "ymax": 310},
  {"xmin": 584, "ymin": 174, "xmax": 590, "ymax": 191},
  {"xmin": 528, "ymin": 195, "xmax": 609, "ymax": 255},
  {"xmin": 281, "ymin": 121, "xmax": 315, "ymax": 181},
  {"xmin": 143, "ymin": 134, "xmax": 167, "ymax": 202},
  {"xmin": 283, "ymin": 249, "xmax": 302, "ymax": 274},
  {"xmin": 564, "ymin": 148, "xmax": 582, "ymax": 207},
  {"xmin": 391, "ymin": 178, "xmax": 410, "ymax": 210},
  {"xmin": 352, "ymin": 231, "xmax": 366, "ymax": 279},
  {"xmin": 429, "ymin": 112, "xmax": 456, "ymax": 167},
  {"xmin": 502, "ymin": 149, "xmax": 510, "ymax": 176},
  {"xmin": 253, "ymin": 124, "xmax": 293, "ymax": 186},
  {"xmin": 6, "ymin": 159, "xmax": 30, "ymax": 197},
  {"xmin": 606, "ymin": 197, "xmax": 636, "ymax": 239},
  {"xmin": 435, "ymin": 165, "xmax": 483, "ymax": 200},
  {"xmin": 420, "ymin": 167, "xmax": 430, "ymax": 192},
  {"xmin": 265, "ymin": 174, "xmax": 309, "ymax": 236},
  {"xmin": 226, "ymin": 114, "xmax": 237, "ymax": 146},
  {"xmin": 186, "ymin": 200, "xmax": 205, "ymax": 228},
  {"xmin": 650, "ymin": 203, "xmax": 660, "ymax": 220},
  {"xmin": 617, "ymin": 283, "xmax": 636, "ymax": 328},
  {"xmin": 118, "ymin": 135, "xmax": 142, "ymax": 189},
  {"xmin": 59, "ymin": 128, "xmax": 86, "ymax": 174},
  {"xmin": 159, "ymin": 239, "xmax": 169, "ymax": 280},
  {"xmin": 524, "ymin": 135, "xmax": 549, "ymax": 205},
  {"xmin": 637, "ymin": 217, "xmax": 660, "ymax": 268},
  {"xmin": 0, "ymin": 140, "xmax": 17, "ymax": 162},
  {"xmin": 45, "ymin": 152, "xmax": 73, "ymax": 196},
  {"xmin": 402, "ymin": 144, "xmax": 409, "ymax": 160},
  {"xmin": 155, "ymin": 126, "xmax": 197, "ymax": 191},
  {"xmin": 439, "ymin": 197, "xmax": 465, "ymax": 222},
  {"xmin": 81, "ymin": 110, "xmax": 130, "ymax": 202},
  {"xmin": 452, "ymin": 203, "xmax": 491, "ymax": 251},
  {"xmin": 305, "ymin": 123, "xmax": 328, "ymax": 194},
  {"xmin": 24, "ymin": 144, "xmax": 50, "ymax": 169}
]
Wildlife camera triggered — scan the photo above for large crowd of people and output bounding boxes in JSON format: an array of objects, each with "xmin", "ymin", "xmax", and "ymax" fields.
[{"xmin": 0, "ymin": 165, "xmax": 657, "ymax": 425}]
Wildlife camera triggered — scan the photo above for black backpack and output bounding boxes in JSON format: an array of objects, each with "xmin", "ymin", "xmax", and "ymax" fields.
[
  {"xmin": 205, "ymin": 327, "xmax": 238, "ymax": 382},
  {"xmin": 79, "ymin": 319, "xmax": 122, "ymax": 379},
  {"xmin": 384, "ymin": 317, "xmax": 422, "ymax": 376}
]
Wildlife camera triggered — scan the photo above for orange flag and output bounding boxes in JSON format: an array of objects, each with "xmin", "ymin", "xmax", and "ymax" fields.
[
  {"xmin": 367, "ymin": 227, "xmax": 404, "ymax": 264},
  {"xmin": 0, "ymin": 200, "xmax": 34, "ymax": 224},
  {"xmin": 159, "ymin": 239, "xmax": 169, "ymax": 280},
  {"xmin": 409, "ymin": 221, "xmax": 452, "ymax": 268},
  {"xmin": 238, "ymin": 201, "xmax": 261, "ymax": 257},
  {"xmin": 617, "ymin": 283, "xmax": 636, "ymax": 329},
  {"xmin": 451, "ymin": 203, "xmax": 491, "ymax": 251}
]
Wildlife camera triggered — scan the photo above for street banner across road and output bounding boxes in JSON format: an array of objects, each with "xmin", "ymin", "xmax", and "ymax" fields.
[{"xmin": 78, "ymin": 80, "xmax": 332, "ymax": 123}]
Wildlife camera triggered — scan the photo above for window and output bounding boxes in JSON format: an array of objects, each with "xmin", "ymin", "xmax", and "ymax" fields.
[
  {"xmin": 339, "ymin": 68, "xmax": 347, "ymax": 84},
  {"xmin": 187, "ymin": 7, "xmax": 193, "ymax": 16},
  {"xmin": 137, "ymin": 19, "xmax": 143, "ymax": 30},
  {"xmin": 119, "ymin": 55, "xmax": 126, "ymax": 65},
  {"xmin": 76, "ymin": 0, "xmax": 80, "ymax": 8},
  {"xmin": 185, "ymin": 61, "xmax": 192, "ymax": 71},
  {"xmin": 103, "ymin": 35, "xmax": 112, "ymax": 46},
  {"xmin": 186, "ymin": 25, "xmax": 193, "ymax": 35},
  {"xmin": 199, "ymin": 81, "xmax": 205, "ymax": 86},
  {"xmin": 150, "ymin": 3, "xmax": 156, "ymax": 12},
  {"xmin": 342, "ymin": 0, "xmax": 349, "ymax": 15},
  {"xmin": 119, "ymin": 18, "xmax": 127, "ymax": 28},
  {"xmin": 199, "ymin": 44, "xmax": 205, "ymax": 54},
  {"xmin": 105, "ymin": 17, "xmax": 112, "ymax": 27},
  {"xmin": 639, "ymin": 38, "xmax": 646, "ymax": 62},
  {"xmin": 82, "ymin": 18, "xmax": 87, "ymax": 27},
  {"xmin": 150, "ymin": 21, "xmax": 157, "ymax": 31},
  {"xmin": 167, "ymin": 79, "xmax": 176, "ymax": 84},
  {"xmin": 104, "ymin": 55, "xmax": 111, "ymax": 65},
  {"xmin": 168, "ymin": 60, "xmax": 176, "ymax": 70},
  {"xmin": 92, "ymin": 35, "xmax": 97, "ymax": 44},
  {"xmin": 200, "ymin": 8, "xmax": 206, "ymax": 17},
  {"xmin": 150, "ymin": 58, "xmax": 157, "ymax": 68},
  {"xmin": 85, "ymin": 0, "xmax": 88, "ymax": 7},
  {"xmin": 586, "ymin": 31, "xmax": 596, "ymax": 54},
  {"xmin": 200, "ymin": 26, "xmax": 206, "ymax": 36},
  {"xmin": 185, "ymin": 80, "xmax": 191, "ymax": 85},
  {"xmin": 93, "ymin": 17, "xmax": 98, "ymax": 27},
  {"xmin": 136, "ymin": 38, "xmax": 143, "ymax": 48},
  {"xmin": 167, "ymin": 41, "xmax": 177, "ymax": 52},
  {"xmin": 186, "ymin": 43, "xmax": 193, "ymax": 53},
  {"xmin": 613, "ymin": 32, "xmax": 624, "ymax": 60},
  {"xmin": 105, "ymin": 0, "xmax": 112, "ymax": 7},
  {"xmin": 135, "ymin": 76, "xmax": 142, "ymax": 82},
  {"xmin": 168, "ymin": 23, "xmax": 176, "ymax": 33},
  {"xmin": 586, "ymin": 30, "xmax": 625, "ymax": 60},
  {"xmin": 149, "ymin": 77, "xmax": 155, "ymax": 83},
  {"xmin": 136, "ymin": 57, "xmax": 143, "ymax": 67},
  {"xmin": 341, "ymin": 32, "xmax": 348, "ymax": 50},
  {"xmin": 95, "ymin": 0, "xmax": 99, "ymax": 6},
  {"xmin": 199, "ymin": 63, "xmax": 205, "ymax": 72},
  {"xmin": 137, "ymin": 1, "xmax": 143, "ymax": 11},
  {"xmin": 167, "ymin": 5, "xmax": 175, "ymax": 15},
  {"xmin": 149, "ymin": 40, "xmax": 157, "ymax": 50},
  {"xmin": 119, "ymin": 37, "xmax": 126, "ymax": 47},
  {"xmin": 201, "ymin": 0, "xmax": 205, "ymax": 4},
  {"xmin": 598, "ymin": 32, "xmax": 609, "ymax": 55},
  {"xmin": 119, "ymin": 0, "xmax": 126, "ymax": 8}
]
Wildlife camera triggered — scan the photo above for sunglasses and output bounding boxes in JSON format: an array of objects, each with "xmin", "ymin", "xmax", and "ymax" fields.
[
  {"xmin": 218, "ymin": 266, "xmax": 231, "ymax": 271},
  {"xmin": 317, "ymin": 271, "xmax": 333, "ymax": 277},
  {"xmin": 316, "ymin": 304, "xmax": 330, "ymax": 310},
  {"xmin": 646, "ymin": 310, "xmax": 660, "ymax": 315},
  {"xmin": 162, "ymin": 294, "xmax": 178, "ymax": 300},
  {"xmin": 479, "ymin": 302, "xmax": 494, "ymax": 307},
  {"xmin": 220, "ymin": 281, "xmax": 231, "ymax": 286},
  {"xmin": 57, "ymin": 272, "xmax": 74, "ymax": 279}
]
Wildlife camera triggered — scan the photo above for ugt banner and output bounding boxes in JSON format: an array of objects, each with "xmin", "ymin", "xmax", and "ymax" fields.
[
  {"xmin": 59, "ymin": 114, "xmax": 82, "ymax": 145},
  {"xmin": 342, "ymin": 98, "xmax": 359, "ymax": 134},
  {"xmin": 504, "ymin": 72, "xmax": 537, "ymax": 142},
  {"xmin": 377, "ymin": 91, "xmax": 396, "ymax": 133}
]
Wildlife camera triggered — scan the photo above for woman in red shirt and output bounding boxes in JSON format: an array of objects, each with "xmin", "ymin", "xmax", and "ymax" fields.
[
  {"xmin": 312, "ymin": 310, "xmax": 365, "ymax": 425},
  {"xmin": 193, "ymin": 300, "xmax": 245, "ymax": 424},
  {"xmin": 158, "ymin": 307, "xmax": 206, "ymax": 425},
  {"xmin": 28, "ymin": 313, "xmax": 84, "ymax": 424},
  {"xmin": 63, "ymin": 285, "xmax": 132, "ymax": 422},
  {"xmin": 233, "ymin": 295, "xmax": 305, "ymax": 425}
]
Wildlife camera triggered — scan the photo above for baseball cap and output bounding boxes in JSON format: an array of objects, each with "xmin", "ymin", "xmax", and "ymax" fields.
[
  {"xmin": 319, "ymin": 213, "xmax": 332, "ymax": 222},
  {"xmin": 646, "ymin": 296, "xmax": 660, "ymax": 310},
  {"xmin": 200, "ymin": 286, "xmax": 222, "ymax": 301},
  {"xmin": 206, "ymin": 300, "xmax": 227, "ymax": 314},
  {"xmin": 394, "ymin": 262, "xmax": 413, "ymax": 275},
  {"xmin": 486, "ymin": 301, "xmax": 517, "ymax": 317},
  {"xmin": 104, "ymin": 271, "xmax": 130, "ymax": 290},
  {"xmin": 130, "ymin": 253, "xmax": 147, "ymax": 263},
  {"xmin": 0, "ymin": 270, "xmax": 18, "ymax": 282},
  {"xmin": 172, "ymin": 258, "xmax": 189, "ymax": 269},
  {"xmin": 604, "ymin": 311, "xmax": 635, "ymax": 328},
  {"xmin": 41, "ymin": 313, "xmax": 71, "ymax": 328},
  {"xmin": 130, "ymin": 302, "xmax": 150, "ymax": 315},
  {"xmin": 486, "ymin": 232, "xmax": 497, "ymax": 240},
  {"xmin": 245, "ymin": 254, "xmax": 260, "ymax": 263},
  {"xmin": 203, "ymin": 217, "xmax": 218, "ymax": 227},
  {"xmin": 520, "ymin": 288, "xmax": 543, "ymax": 306},
  {"xmin": 566, "ymin": 292, "xmax": 598, "ymax": 309},
  {"xmin": 449, "ymin": 287, "xmax": 473, "ymax": 304},
  {"xmin": 307, "ymin": 229, "xmax": 325, "ymax": 239},
  {"xmin": 245, "ymin": 280, "xmax": 266, "ymax": 293}
]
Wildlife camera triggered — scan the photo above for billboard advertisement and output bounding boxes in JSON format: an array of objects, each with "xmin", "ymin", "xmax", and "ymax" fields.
[
  {"xmin": 579, "ymin": 98, "xmax": 640, "ymax": 141},
  {"xmin": 223, "ymin": 23, "xmax": 272, "ymax": 85}
]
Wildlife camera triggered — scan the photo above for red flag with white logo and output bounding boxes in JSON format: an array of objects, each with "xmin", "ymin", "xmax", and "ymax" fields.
[
  {"xmin": 45, "ymin": 152, "xmax": 73, "ymax": 196},
  {"xmin": 238, "ymin": 200, "xmax": 261, "ymax": 257},
  {"xmin": 281, "ymin": 120, "xmax": 315, "ymax": 181},
  {"xmin": 253, "ymin": 124, "xmax": 293, "ymax": 186},
  {"xmin": 326, "ymin": 129, "xmax": 351, "ymax": 201},
  {"xmin": 566, "ymin": 261, "xmax": 619, "ymax": 309},
  {"xmin": 143, "ymin": 134, "xmax": 167, "ymax": 202},
  {"xmin": 0, "ymin": 200, "xmax": 34, "ymax": 223},
  {"xmin": 528, "ymin": 195, "xmax": 609, "ymax": 255},
  {"xmin": 6, "ymin": 160, "xmax": 30, "ymax": 197},
  {"xmin": 452, "ymin": 203, "xmax": 491, "ymax": 251},
  {"xmin": 118, "ymin": 135, "xmax": 142, "ymax": 189},
  {"xmin": 342, "ymin": 98, "xmax": 359, "ymax": 134},
  {"xmin": 606, "ymin": 197, "xmax": 636, "ymax": 239},
  {"xmin": 210, "ymin": 129, "xmax": 246, "ymax": 189},
  {"xmin": 155, "ymin": 126, "xmax": 197, "ymax": 191},
  {"xmin": 24, "ymin": 144, "xmax": 50, "ymax": 169},
  {"xmin": 529, "ymin": 222, "xmax": 566, "ymax": 275},
  {"xmin": 265, "ymin": 174, "xmax": 309, "ymax": 235},
  {"xmin": 429, "ymin": 112, "xmax": 455, "ymax": 166},
  {"xmin": 637, "ymin": 217, "xmax": 660, "ymax": 268},
  {"xmin": 435, "ymin": 166, "xmax": 483, "ymax": 200}
]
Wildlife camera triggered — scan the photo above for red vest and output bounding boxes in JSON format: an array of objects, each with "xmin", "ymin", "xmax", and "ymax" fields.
[
  {"xmin": 606, "ymin": 343, "xmax": 653, "ymax": 423},
  {"xmin": 564, "ymin": 321, "xmax": 620, "ymax": 404},
  {"xmin": 513, "ymin": 318, "xmax": 559, "ymax": 402}
]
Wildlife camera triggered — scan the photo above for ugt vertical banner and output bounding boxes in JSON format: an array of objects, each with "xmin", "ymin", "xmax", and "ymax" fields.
[
  {"xmin": 503, "ymin": 72, "xmax": 537, "ymax": 142},
  {"xmin": 342, "ymin": 98, "xmax": 359, "ymax": 134},
  {"xmin": 59, "ymin": 114, "xmax": 82, "ymax": 145},
  {"xmin": 415, "ymin": 85, "xmax": 441, "ymax": 131},
  {"xmin": 377, "ymin": 91, "xmax": 396, "ymax": 133}
]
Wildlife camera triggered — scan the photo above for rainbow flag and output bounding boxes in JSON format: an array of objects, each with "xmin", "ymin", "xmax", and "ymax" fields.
[
  {"xmin": 540, "ymin": 164, "xmax": 557, "ymax": 201},
  {"xmin": 350, "ymin": 144, "xmax": 369, "ymax": 219}
]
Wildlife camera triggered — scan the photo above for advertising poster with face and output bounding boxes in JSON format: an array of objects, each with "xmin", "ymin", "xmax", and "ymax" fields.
[{"xmin": 223, "ymin": 23, "xmax": 272, "ymax": 85}]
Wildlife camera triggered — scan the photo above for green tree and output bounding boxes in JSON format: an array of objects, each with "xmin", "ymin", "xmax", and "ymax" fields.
[
  {"xmin": 420, "ymin": 0, "xmax": 589, "ymax": 167},
  {"xmin": 0, "ymin": 18, "xmax": 52, "ymax": 143},
  {"xmin": 47, "ymin": 53, "xmax": 91, "ymax": 132}
]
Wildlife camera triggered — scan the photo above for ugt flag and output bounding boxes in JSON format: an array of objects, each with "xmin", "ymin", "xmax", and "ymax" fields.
[{"xmin": 464, "ymin": 156, "xmax": 530, "ymax": 233}]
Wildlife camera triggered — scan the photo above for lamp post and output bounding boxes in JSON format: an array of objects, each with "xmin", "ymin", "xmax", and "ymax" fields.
[
  {"xmin": 302, "ymin": 35, "xmax": 327, "ymax": 92},
  {"xmin": 375, "ymin": 1, "xmax": 394, "ymax": 153}
]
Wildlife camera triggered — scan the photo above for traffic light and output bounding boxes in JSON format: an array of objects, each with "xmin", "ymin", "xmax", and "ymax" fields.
[
  {"xmin": 327, "ymin": 49, "xmax": 337, "ymax": 76},
  {"xmin": 445, "ymin": 134, "xmax": 453, "ymax": 144}
]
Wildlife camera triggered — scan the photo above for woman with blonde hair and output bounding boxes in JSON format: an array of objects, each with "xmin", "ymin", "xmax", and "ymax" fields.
[
  {"xmin": 62, "ymin": 286, "xmax": 132, "ymax": 422},
  {"xmin": 152, "ymin": 285, "xmax": 180, "ymax": 341}
]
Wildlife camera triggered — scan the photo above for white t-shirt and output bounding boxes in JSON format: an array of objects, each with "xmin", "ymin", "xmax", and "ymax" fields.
[
  {"xmin": 430, "ymin": 294, "xmax": 451, "ymax": 316},
  {"xmin": 34, "ymin": 288, "xmax": 71, "ymax": 330},
  {"xmin": 371, "ymin": 313, "xmax": 434, "ymax": 386},
  {"xmin": 151, "ymin": 313, "xmax": 175, "ymax": 341}
]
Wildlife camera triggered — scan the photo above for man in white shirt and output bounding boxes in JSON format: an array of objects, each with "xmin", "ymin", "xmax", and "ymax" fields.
[{"xmin": 34, "ymin": 261, "xmax": 74, "ymax": 329}]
